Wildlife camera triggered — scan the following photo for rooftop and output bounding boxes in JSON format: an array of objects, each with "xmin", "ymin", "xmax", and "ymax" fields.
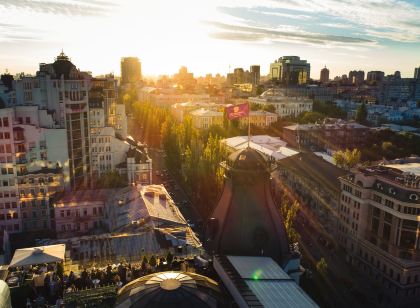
[
  {"xmin": 214, "ymin": 255, "xmax": 318, "ymax": 308},
  {"xmin": 223, "ymin": 135, "xmax": 298, "ymax": 161},
  {"xmin": 190, "ymin": 108, "xmax": 223, "ymax": 117},
  {"xmin": 284, "ymin": 121, "xmax": 368, "ymax": 131}
]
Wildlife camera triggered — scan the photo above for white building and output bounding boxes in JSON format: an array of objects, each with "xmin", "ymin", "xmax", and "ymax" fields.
[
  {"xmin": 0, "ymin": 106, "xmax": 68, "ymax": 241},
  {"xmin": 249, "ymin": 88, "xmax": 313, "ymax": 118},
  {"xmin": 13, "ymin": 51, "xmax": 92, "ymax": 189}
]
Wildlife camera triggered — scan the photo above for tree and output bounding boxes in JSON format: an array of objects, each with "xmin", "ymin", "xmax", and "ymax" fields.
[
  {"xmin": 356, "ymin": 102, "xmax": 368, "ymax": 124},
  {"xmin": 280, "ymin": 198, "xmax": 300, "ymax": 243},
  {"xmin": 262, "ymin": 104, "xmax": 276, "ymax": 113},
  {"xmin": 297, "ymin": 111, "xmax": 325, "ymax": 124},
  {"xmin": 333, "ymin": 149, "xmax": 361, "ymax": 170},
  {"xmin": 316, "ymin": 257, "xmax": 328, "ymax": 276}
]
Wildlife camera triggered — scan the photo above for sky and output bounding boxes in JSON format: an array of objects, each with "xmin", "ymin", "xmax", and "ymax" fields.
[{"xmin": 0, "ymin": 0, "xmax": 419, "ymax": 79}]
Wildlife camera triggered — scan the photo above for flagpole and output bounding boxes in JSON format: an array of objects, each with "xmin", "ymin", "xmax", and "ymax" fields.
[{"xmin": 248, "ymin": 101, "xmax": 251, "ymax": 148}]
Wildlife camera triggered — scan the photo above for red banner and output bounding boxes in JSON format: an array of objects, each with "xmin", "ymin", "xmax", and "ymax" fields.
[{"xmin": 226, "ymin": 103, "xmax": 249, "ymax": 120}]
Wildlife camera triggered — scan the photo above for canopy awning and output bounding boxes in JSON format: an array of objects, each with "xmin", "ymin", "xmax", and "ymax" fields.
[{"xmin": 9, "ymin": 244, "xmax": 65, "ymax": 267}]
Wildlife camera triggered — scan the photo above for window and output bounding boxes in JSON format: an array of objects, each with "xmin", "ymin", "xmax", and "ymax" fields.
[
  {"xmin": 373, "ymin": 194, "xmax": 382, "ymax": 204},
  {"xmin": 343, "ymin": 184, "xmax": 352, "ymax": 193},
  {"xmin": 385, "ymin": 199, "xmax": 394, "ymax": 209},
  {"xmin": 2, "ymin": 117, "xmax": 9, "ymax": 127}
]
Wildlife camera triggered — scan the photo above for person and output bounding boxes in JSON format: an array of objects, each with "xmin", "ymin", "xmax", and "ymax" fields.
[{"xmin": 126, "ymin": 268, "xmax": 132, "ymax": 283}]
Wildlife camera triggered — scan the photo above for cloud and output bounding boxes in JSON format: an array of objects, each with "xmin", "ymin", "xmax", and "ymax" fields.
[
  {"xmin": 0, "ymin": 0, "xmax": 115, "ymax": 17},
  {"xmin": 0, "ymin": 23, "xmax": 39, "ymax": 42},
  {"xmin": 218, "ymin": 0, "xmax": 420, "ymax": 43},
  {"xmin": 320, "ymin": 23, "xmax": 353, "ymax": 29},
  {"xmin": 207, "ymin": 21, "xmax": 376, "ymax": 47}
]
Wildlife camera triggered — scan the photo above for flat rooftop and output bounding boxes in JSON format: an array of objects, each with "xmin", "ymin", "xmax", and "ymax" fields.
[
  {"xmin": 383, "ymin": 163, "xmax": 420, "ymax": 177},
  {"xmin": 214, "ymin": 255, "xmax": 318, "ymax": 308}
]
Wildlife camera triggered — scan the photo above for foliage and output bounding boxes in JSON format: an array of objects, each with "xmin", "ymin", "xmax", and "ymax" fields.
[
  {"xmin": 280, "ymin": 197, "xmax": 300, "ymax": 243},
  {"xmin": 313, "ymin": 100, "xmax": 346, "ymax": 119},
  {"xmin": 250, "ymin": 102, "xmax": 276, "ymax": 113},
  {"xmin": 332, "ymin": 149, "xmax": 361, "ymax": 170},
  {"xmin": 316, "ymin": 257, "xmax": 328, "ymax": 276},
  {"xmin": 356, "ymin": 102, "xmax": 368, "ymax": 124},
  {"xmin": 95, "ymin": 171, "xmax": 127, "ymax": 188},
  {"xmin": 360, "ymin": 129, "xmax": 420, "ymax": 161},
  {"xmin": 296, "ymin": 111, "xmax": 325, "ymax": 124}
]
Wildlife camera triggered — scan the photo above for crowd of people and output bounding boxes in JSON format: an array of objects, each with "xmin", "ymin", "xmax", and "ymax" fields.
[{"xmin": 11, "ymin": 253, "xmax": 202, "ymax": 307}]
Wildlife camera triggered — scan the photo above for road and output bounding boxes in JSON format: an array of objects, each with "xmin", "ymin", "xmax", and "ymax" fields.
[{"xmin": 148, "ymin": 147, "xmax": 204, "ymax": 235}]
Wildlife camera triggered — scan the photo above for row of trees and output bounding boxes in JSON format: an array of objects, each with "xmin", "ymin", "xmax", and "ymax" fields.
[{"xmin": 132, "ymin": 101, "xmax": 242, "ymax": 217}]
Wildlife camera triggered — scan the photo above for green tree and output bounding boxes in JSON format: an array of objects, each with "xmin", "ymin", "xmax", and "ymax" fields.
[
  {"xmin": 356, "ymin": 102, "xmax": 368, "ymax": 124},
  {"xmin": 316, "ymin": 257, "xmax": 328, "ymax": 276},
  {"xmin": 297, "ymin": 111, "xmax": 325, "ymax": 124}
]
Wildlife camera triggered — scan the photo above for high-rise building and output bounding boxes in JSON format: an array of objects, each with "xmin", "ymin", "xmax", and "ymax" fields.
[
  {"xmin": 348, "ymin": 70, "xmax": 365, "ymax": 85},
  {"xmin": 269, "ymin": 56, "xmax": 310, "ymax": 85},
  {"xmin": 338, "ymin": 158, "xmax": 420, "ymax": 305},
  {"xmin": 320, "ymin": 66, "xmax": 330, "ymax": 83},
  {"xmin": 14, "ymin": 51, "xmax": 92, "ymax": 189},
  {"xmin": 120, "ymin": 57, "xmax": 142, "ymax": 86},
  {"xmin": 366, "ymin": 71, "xmax": 385, "ymax": 85},
  {"xmin": 250, "ymin": 65, "xmax": 260, "ymax": 85},
  {"xmin": 414, "ymin": 67, "xmax": 420, "ymax": 79}
]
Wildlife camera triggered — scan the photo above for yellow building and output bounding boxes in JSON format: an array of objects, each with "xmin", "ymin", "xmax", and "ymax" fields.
[{"xmin": 190, "ymin": 108, "xmax": 223, "ymax": 129}]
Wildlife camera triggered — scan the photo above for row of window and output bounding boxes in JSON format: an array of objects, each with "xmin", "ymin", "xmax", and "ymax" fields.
[
  {"xmin": 0, "ymin": 212, "xmax": 18, "ymax": 220},
  {"xmin": 59, "ymin": 206, "xmax": 103, "ymax": 218},
  {"xmin": 0, "ymin": 179, "xmax": 15, "ymax": 187},
  {"xmin": 21, "ymin": 199, "xmax": 47, "ymax": 208},
  {"xmin": 0, "ymin": 202, "xmax": 17, "ymax": 209},
  {"xmin": 1, "ymin": 167, "xmax": 14, "ymax": 175},
  {"xmin": 0, "ymin": 191, "xmax": 16, "ymax": 198},
  {"xmin": 0, "ymin": 156, "xmax": 13, "ymax": 163},
  {"xmin": 0, "ymin": 133, "xmax": 11, "ymax": 141}
]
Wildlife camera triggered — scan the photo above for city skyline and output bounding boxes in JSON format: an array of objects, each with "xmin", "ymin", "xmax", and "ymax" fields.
[{"xmin": 1, "ymin": 0, "xmax": 420, "ymax": 78}]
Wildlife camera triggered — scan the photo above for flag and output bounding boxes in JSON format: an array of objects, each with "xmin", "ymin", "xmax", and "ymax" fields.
[{"xmin": 225, "ymin": 103, "xmax": 249, "ymax": 120}]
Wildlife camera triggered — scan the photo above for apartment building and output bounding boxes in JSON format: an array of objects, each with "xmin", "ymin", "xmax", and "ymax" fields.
[{"xmin": 338, "ymin": 158, "xmax": 420, "ymax": 303}]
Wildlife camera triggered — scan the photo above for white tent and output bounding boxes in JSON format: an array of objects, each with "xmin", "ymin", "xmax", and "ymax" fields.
[
  {"xmin": 9, "ymin": 244, "xmax": 65, "ymax": 267},
  {"xmin": 0, "ymin": 280, "xmax": 11, "ymax": 308}
]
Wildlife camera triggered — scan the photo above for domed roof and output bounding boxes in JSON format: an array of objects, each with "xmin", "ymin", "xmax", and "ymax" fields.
[
  {"xmin": 228, "ymin": 148, "xmax": 268, "ymax": 172},
  {"xmin": 116, "ymin": 271, "xmax": 223, "ymax": 308},
  {"xmin": 52, "ymin": 51, "xmax": 76, "ymax": 79}
]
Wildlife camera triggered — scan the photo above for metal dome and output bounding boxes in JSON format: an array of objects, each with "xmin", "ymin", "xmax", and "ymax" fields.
[{"xmin": 116, "ymin": 271, "xmax": 224, "ymax": 308}]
